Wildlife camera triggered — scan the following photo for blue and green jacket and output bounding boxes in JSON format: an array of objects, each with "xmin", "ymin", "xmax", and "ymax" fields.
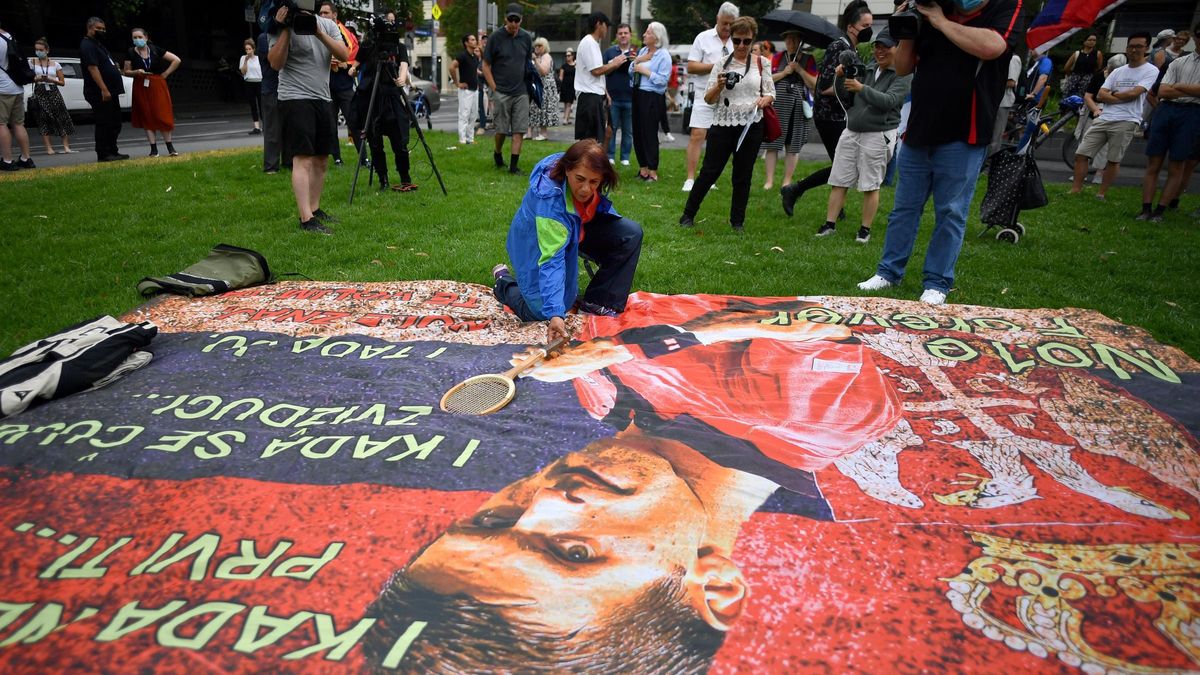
[{"xmin": 506, "ymin": 153, "xmax": 618, "ymax": 320}]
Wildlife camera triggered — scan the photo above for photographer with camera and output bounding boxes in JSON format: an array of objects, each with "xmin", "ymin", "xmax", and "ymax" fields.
[
  {"xmin": 779, "ymin": 1, "xmax": 873, "ymax": 216},
  {"xmin": 268, "ymin": 1, "xmax": 350, "ymax": 235},
  {"xmin": 678, "ymin": 16, "xmax": 774, "ymax": 233},
  {"xmin": 816, "ymin": 29, "xmax": 911, "ymax": 243},
  {"xmin": 856, "ymin": 0, "xmax": 1024, "ymax": 306},
  {"xmin": 353, "ymin": 16, "xmax": 415, "ymax": 192}
]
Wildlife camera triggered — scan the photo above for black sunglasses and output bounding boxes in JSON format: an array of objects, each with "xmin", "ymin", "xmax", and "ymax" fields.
[
  {"xmin": 506, "ymin": 15, "xmax": 521, "ymax": 22},
  {"xmin": 730, "ymin": 37, "xmax": 754, "ymax": 46}
]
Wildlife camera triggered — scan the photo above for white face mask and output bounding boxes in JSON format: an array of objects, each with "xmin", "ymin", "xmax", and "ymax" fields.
[{"xmin": 35, "ymin": 50, "xmax": 48, "ymax": 58}]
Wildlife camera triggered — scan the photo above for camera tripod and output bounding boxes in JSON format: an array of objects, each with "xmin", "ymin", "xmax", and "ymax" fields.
[{"xmin": 348, "ymin": 56, "xmax": 447, "ymax": 205}]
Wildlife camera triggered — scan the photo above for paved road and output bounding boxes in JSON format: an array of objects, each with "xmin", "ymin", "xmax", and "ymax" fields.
[{"xmin": 21, "ymin": 104, "xmax": 1200, "ymax": 193}]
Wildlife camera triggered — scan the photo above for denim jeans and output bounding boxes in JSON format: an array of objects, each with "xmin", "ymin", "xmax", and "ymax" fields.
[
  {"xmin": 607, "ymin": 98, "xmax": 633, "ymax": 161},
  {"xmin": 877, "ymin": 141, "xmax": 987, "ymax": 293}
]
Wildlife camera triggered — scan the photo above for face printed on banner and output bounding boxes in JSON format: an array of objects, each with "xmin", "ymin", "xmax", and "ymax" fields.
[{"xmin": 405, "ymin": 438, "xmax": 714, "ymax": 631}]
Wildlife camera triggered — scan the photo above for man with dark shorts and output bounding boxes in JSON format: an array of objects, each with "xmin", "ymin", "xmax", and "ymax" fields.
[
  {"xmin": 482, "ymin": 3, "xmax": 533, "ymax": 175},
  {"xmin": 574, "ymin": 12, "xmax": 628, "ymax": 143},
  {"xmin": 79, "ymin": 17, "xmax": 127, "ymax": 163},
  {"xmin": 268, "ymin": 3, "xmax": 350, "ymax": 234}
]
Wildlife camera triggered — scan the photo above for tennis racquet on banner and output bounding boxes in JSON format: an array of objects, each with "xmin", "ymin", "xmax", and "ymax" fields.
[{"xmin": 439, "ymin": 337, "xmax": 567, "ymax": 415}]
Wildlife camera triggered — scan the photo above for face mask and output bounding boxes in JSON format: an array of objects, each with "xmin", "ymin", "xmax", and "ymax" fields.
[
  {"xmin": 133, "ymin": 38, "xmax": 147, "ymax": 47},
  {"xmin": 856, "ymin": 27, "xmax": 873, "ymax": 43},
  {"xmin": 94, "ymin": 29, "xmax": 106, "ymax": 38},
  {"xmin": 953, "ymin": 0, "xmax": 986, "ymax": 13},
  {"xmin": 35, "ymin": 50, "xmax": 47, "ymax": 58}
]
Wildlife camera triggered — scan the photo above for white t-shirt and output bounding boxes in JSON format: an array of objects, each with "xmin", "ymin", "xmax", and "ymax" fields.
[
  {"xmin": 687, "ymin": 27, "xmax": 731, "ymax": 71},
  {"xmin": 240, "ymin": 54, "xmax": 263, "ymax": 82},
  {"xmin": 1098, "ymin": 62, "xmax": 1160, "ymax": 122},
  {"xmin": 1001, "ymin": 54, "xmax": 1020, "ymax": 108},
  {"xmin": 0, "ymin": 32, "xmax": 23, "ymax": 95},
  {"xmin": 574, "ymin": 33, "xmax": 605, "ymax": 96}
]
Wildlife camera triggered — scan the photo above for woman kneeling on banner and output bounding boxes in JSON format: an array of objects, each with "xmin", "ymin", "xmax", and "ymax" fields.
[{"xmin": 492, "ymin": 139, "xmax": 643, "ymax": 342}]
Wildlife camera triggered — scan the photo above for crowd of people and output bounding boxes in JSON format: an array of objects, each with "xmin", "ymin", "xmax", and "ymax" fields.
[{"xmin": 0, "ymin": 6, "xmax": 1196, "ymax": 302}]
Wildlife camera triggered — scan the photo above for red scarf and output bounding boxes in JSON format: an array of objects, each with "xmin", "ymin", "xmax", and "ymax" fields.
[{"xmin": 573, "ymin": 190, "xmax": 600, "ymax": 242}]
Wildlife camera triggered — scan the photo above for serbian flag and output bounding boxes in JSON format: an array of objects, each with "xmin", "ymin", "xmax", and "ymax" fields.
[{"xmin": 1026, "ymin": 0, "xmax": 1127, "ymax": 51}]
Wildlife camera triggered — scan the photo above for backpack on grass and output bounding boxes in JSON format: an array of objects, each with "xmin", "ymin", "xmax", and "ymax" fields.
[{"xmin": 137, "ymin": 244, "xmax": 274, "ymax": 297}]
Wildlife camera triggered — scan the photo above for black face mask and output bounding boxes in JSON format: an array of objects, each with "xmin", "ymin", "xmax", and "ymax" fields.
[
  {"xmin": 93, "ymin": 29, "xmax": 107, "ymax": 38},
  {"xmin": 856, "ymin": 27, "xmax": 873, "ymax": 44}
]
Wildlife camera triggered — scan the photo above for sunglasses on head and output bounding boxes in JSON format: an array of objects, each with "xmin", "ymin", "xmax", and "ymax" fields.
[
  {"xmin": 730, "ymin": 37, "xmax": 754, "ymax": 46},
  {"xmin": 507, "ymin": 15, "xmax": 521, "ymax": 22}
]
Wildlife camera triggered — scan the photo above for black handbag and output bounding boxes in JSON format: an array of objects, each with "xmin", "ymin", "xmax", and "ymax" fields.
[
  {"xmin": 525, "ymin": 59, "xmax": 544, "ymax": 108},
  {"xmin": 1019, "ymin": 155, "xmax": 1048, "ymax": 210}
]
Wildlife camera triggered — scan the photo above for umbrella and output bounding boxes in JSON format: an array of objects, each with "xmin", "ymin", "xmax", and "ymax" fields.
[{"xmin": 759, "ymin": 10, "xmax": 842, "ymax": 48}]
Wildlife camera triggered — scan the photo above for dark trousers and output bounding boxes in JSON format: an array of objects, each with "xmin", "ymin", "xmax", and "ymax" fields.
[
  {"xmin": 261, "ymin": 91, "xmax": 283, "ymax": 171},
  {"xmin": 85, "ymin": 94, "xmax": 122, "ymax": 159},
  {"xmin": 245, "ymin": 81, "xmax": 262, "ymax": 122},
  {"xmin": 632, "ymin": 89, "xmax": 664, "ymax": 170},
  {"xmin": 367, "ymin": 115, "xmax": 411, "ymax": 184},
  {"xmin": 791, "ymin": 117, "xmax": 844, "ymax": 190},
  {"xmin": 683, "ymin": 122, "xmax": 764, "ymax": 226},
  {"xmin": 329, "ymin": 88, "xmax": 356, "ymax": 162},
  {"xmin": 494, "ymin": 213, "xmax": 644, "ymax": 319},
  {"xmin": 575, "ymin": 92, "xmax": 607, "ymax": 142}
]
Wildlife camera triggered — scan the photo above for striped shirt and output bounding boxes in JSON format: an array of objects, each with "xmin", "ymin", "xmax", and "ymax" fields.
[{"xmin": 1162, "ymin": 52, "xmax": 1200, "ymax": 105}]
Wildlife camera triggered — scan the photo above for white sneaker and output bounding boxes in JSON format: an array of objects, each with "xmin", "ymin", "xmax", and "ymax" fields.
[
  {"xmin": 682, "ymin": 179, "xmax": 694, "ymax": 192},
  {"xmin": 665, "ymin": 133, "xmax": 675, "ymax": 142},
  {"xmin": 857, "ymin": 275, "xmax": 893, "ymax": 292},
  {"xmin": 919, "ymin": 289, "xmax": 947, "ymax": 305},
  {"xmin": 621, "ymin": 159, "xmax": 630, "ymax": 166},
  {"xmin": 609, "ymin": 158, "xmax": 616, "ymax": 165}
]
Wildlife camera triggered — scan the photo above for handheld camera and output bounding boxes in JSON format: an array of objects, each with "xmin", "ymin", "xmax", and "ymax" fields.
[{"xmin": 888, "ymin": 0, "xmax": 954, "ymax": 41}]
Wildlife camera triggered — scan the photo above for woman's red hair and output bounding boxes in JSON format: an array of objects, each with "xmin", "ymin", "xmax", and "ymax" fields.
[{"xmin": 548, "ymin": 139, "xmax": 619, "ymax": 195}]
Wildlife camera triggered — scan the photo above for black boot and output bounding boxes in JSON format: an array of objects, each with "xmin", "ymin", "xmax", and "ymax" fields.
[{"xmin": 378, "ymin": 172, "xmax": 390, "ymax": 191}]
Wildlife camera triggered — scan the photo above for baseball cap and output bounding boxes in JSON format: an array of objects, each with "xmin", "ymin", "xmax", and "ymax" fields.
[
  {"xmin": 505, "ymin": 3, "xmax": 522, "ymax": 19},
  {"xmin": 1156, "ymin": 29, "xmax": 1176, "ymax": 40},
  {"xmin": 874, "ymin": 27, "xmax": 897, "ymax": 47}
]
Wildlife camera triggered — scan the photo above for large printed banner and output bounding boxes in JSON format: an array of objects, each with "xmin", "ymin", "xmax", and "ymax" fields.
[{"xmin": 1, "ymin": 281, "xmax": 1198, "ymax": 673}]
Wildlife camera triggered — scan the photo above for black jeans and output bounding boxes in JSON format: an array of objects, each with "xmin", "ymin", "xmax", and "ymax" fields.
[
  {"xmin": 683, "ymin": 121, "xmax": 764, "ymax": 226},
  {"xmin": 632, "ymin": 88, "xmax": 664, "ymax": 170},
  {"xmin": 574, "ymin": 92, "xmax": 607, "ymax": 143},
  {"xmin": 367, "ymin": 114, "xmax": 410, "ymax": 184},
  {"xmin": 329, "ymin": 87, "xmax": 356, "ymax": 162},
  {"xmin": 494, "ymin": 213, "xmax": 644, "ymax": 319},
  {"xmin": 244, "ymin": 81, "xmax": 262, "ymax": 122},
  {"xmin": 85, "ymin": 94, "xmax": 122, "ymax": 159}
]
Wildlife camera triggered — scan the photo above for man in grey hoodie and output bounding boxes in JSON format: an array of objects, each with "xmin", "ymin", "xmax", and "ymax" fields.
[{"xmin": 817, "ymin": 29, "xmax": 911, "ymax": 242}]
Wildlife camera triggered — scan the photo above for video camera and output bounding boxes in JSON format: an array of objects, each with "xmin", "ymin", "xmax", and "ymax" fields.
[
  {"xmin": 888, "ymin": 0, "xmax": 954, "ymax": 41},
  {"xmin": 365, "ymin": 14, "xmax": 402, "ymax": 56},
  {"xmin": 839, "ymin": 50, "xmax": 865, "ymax": 80},
  {"xmin": 723, "ymin": 70, "xmax": 743, "ymax": 89},
  {"xmin": 265, "ymin": 0, "xmax": 318, "ymax": 36}
]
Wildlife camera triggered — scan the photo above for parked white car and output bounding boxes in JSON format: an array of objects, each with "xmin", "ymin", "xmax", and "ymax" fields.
[{"xmin": 23, "ymin": 57, "xmax": 133, "ymax": 123}]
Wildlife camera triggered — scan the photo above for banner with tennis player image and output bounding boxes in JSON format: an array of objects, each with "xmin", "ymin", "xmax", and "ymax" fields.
[{"xmin": 0, "ymin": 280, "xmax": 1197, "ymax": 673}]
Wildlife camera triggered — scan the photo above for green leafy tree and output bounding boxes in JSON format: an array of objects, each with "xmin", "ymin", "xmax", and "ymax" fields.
[{"xmin": 648, "ymin": 0, "xmax": 779, "ymax": 44}]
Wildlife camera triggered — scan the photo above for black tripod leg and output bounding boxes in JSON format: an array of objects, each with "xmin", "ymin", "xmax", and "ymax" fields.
[
  {"xmin": 348, "ymin": 61, "xmax": 385, "ymax": 206},
  {"xmin": 398, "ymin": 87, "xmax": 448, "ymax": 196}
]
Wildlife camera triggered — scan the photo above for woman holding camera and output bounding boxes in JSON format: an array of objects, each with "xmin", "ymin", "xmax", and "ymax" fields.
[
  {"xmin": 630, "ymin": 21, "xmax": 671, "ymax": 181},
  {"xmin": 678, "ymin": 16, "xmax": 774, "ymax": 233}
]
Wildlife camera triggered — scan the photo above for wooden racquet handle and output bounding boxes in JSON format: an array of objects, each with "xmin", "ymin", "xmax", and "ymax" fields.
[{"xmin": 502, "ymin": 337, "xmax": 567, "ymax": 379}]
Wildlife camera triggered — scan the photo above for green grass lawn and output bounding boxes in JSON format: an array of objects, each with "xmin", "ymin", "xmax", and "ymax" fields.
[{"xmin": 2, "ymin": 131, "xmax": 1197, "ymax": 359}]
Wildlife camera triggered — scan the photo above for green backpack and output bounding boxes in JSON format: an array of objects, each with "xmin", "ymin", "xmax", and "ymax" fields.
[{"xmin": 137, "ymin": 244, "xmax": 274, "ymax": 297}]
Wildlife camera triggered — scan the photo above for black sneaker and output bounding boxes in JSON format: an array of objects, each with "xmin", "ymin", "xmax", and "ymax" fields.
[
  {"xmin": 0, "ymin": 160, "xmax": 16, "ymax": 171},
  {"xmin": 731, "ymin": 222, "xmax": 744, "ymax": 234},
  {"xmin": 1134, "ymin": 210, "xmax": 1151, "ymax": 221},
  {"xmin": 16, "ymin": 156, "xmax": 36, "ymax": 169},
  {"xmin": 248, "ymin": 128, "xmax": 262, "ymax": 135},
  {"xmin": 334, "ymin": 158, "xmax": 344, "ymax": 166},
  {"xmin": 679, "ymin": 214, "xmax": 694, "ymax": 228},
  {"xmin": 508, "ymin": 166, "xmax": 524, "ymax": 175},
  {"xmin": 494, "ymin": 152, "xmax": 505, "ymax": 169},
  {"xmin": 300, "ymin": 219, "xmax": 333, "ymax": 235},
  {"xmin": 576, "ymin": 300, "xmax": 618, "ymax": 317},
  {"xmin": 816, "ymin": 223, "xmax": 836, "ymax": 237},
  {"xmin": 1148, "ymin": 212, "xmax": 1164, "ymax": 223},
  {"xmin": 491, "ymin": 263, "xmax": 510, "ymax": 282},
  {"xmin": 115, "ymin": 153, "xmax": 130, "ymax": 160},
  {"xmin": 312, "ymin": 208, "xmax": 340, "ymax": 224},
  {"xmin": 855, "ymin": 226, "xmax": 871, "ymax": 243}
]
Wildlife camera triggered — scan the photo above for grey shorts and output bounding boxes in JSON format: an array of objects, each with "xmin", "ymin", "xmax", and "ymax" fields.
[
  {"xmin": 1076, "ymin": 118, "xmax": 1138, "ymax": 164},
  {"xmin": 829, "ymin": 129, "xmax": 893, "ymax": 191},
  {"xmin": 492, "ymin": 90, "xmax": 530, "ymax": 136},
  {"xmin": 0, "ymin": 93, "xmax": 25, "ymax": 126}
]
